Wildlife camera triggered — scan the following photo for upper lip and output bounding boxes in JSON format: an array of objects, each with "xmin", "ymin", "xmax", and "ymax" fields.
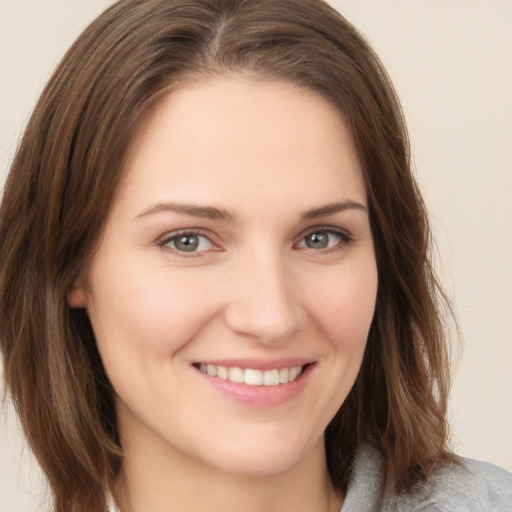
[{"xmin": 193, "ymin": 358, "xmax": 315, "ymax": 371}]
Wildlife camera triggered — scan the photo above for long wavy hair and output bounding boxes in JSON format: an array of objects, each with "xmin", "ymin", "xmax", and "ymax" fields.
[{"xmin": 0, "ymin": 1, "xmax": 454, "ymax": 510}]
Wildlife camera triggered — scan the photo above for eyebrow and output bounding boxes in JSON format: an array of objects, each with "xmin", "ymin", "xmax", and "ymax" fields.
[
  {"xmin": 136, "ymin": 203, "xmax": 236, "ymax": 222},
  {"xmin": 135, "ymin": 200, "xmax": 367, "ymax": 222},
  {"xmin": 300, "ymin": 201, "xmax": 368, "ymax": 221}
]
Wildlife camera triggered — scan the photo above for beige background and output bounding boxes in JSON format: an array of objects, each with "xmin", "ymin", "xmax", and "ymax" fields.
[{"xmin": 1, "ymin": 1, "xmax": 511, "ymax": 510}]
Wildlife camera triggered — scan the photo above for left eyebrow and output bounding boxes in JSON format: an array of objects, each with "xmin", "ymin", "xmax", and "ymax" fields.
[{"xmin": 300, "ymin": 201, "xmax": 368, "ymax": 221}]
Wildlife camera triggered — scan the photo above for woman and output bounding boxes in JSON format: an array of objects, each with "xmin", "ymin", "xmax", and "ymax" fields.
[{"xmin": 1, "ymin": 0, "xmax": 510, "ymax": 511}]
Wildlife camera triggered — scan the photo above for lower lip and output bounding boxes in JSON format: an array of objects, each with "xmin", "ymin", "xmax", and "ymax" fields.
[{"xmin": 194, "ymin": 364, "xmax": 315, "ymax": 406}]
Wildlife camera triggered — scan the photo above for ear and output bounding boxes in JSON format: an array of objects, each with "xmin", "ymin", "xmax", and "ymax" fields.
[{"xmin": 67, "ymin": 278, "xmax": 88, "ymax": 309}]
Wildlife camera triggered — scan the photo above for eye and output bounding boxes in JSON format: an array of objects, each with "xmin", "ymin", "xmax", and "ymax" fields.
[
  {"xmin": 159, "ymin": 231, "xmax": 215, "ymax": 253},
  {"xmin": 296, "ymin": 228, "xmax": 351, "ymax": 251}
]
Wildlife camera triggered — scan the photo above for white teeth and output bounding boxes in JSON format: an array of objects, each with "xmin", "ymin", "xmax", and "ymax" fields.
[
  {"xmin": 206, "ymin": 364, "xmax": 217, "ymax": 377},
  {"xmin": 198, "ymin": 364, "xmax": 305, "ymax": 386},
  {"xmin": 279, "ymin": 367, "xmax": 289, "ymax": 383},
  {"xmin": 244, "ymin": 368, "xmax": 263, "ymax": 386},
  {"xmin": 263, "ymin": 369, "xmax": 280, "ymax": 386},
  {"xmin": 217, "ymin": 365, "xmax": 228, "ymax": 380},
  {"xmin": 228, "ymin": 367, "xmax": 244, "ymax": 383}
]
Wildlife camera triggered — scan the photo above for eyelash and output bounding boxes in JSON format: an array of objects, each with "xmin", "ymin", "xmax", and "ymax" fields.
[
  {"xmin": 295, "ymin": 227, "xmax": 354, "ymax": 253},
  {"xmin": 157, "ymin": 229, "xmax": 217, "ymax": 258},
  {"xmin": 157, "ymin": 226, "xmax": 353, "ymax": 257}
]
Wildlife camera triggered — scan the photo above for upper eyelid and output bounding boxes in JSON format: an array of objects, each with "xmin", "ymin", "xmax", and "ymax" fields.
[
  {"xmin": 296, "ymin": 225, "xmax": 353, "ymax": 240},
  {"xmin": 293, "ymin": 227, "xmax": 354, "ymax": 253},
  {"xmin": 157, "ymin": 230, "xmax": 220, "ymax": 258},
  {"xmin": 157, "ymin": 228, "xmax": 216, "ymax": 244}
]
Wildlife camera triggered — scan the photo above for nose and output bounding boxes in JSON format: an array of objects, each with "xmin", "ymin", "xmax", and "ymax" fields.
[{"xmin": 223, "ymin": 251, "xmax": 305, "ymax": 346}]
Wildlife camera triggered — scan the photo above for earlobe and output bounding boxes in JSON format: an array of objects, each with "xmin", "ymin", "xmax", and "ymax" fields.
[{"xmin": 67, "ymin": 281, "xmax": 88, "ymax": 309}]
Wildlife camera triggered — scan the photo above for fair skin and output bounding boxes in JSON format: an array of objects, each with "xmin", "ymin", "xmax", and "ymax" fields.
[{"xmin": 70, "ymin": 76, "xmax": 378, "ymax": 512}]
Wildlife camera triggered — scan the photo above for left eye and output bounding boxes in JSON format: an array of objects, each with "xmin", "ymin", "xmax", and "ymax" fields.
[
  {"xmin": 297, "ymin": 230, "xmax": 348, "ymax": 250},
  {"xmin": 161, "ymin": 233, "xmax": 214, "ymax": 253}
]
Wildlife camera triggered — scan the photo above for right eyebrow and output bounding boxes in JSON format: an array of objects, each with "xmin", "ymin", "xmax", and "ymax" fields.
[{"xmin": 134, "ymin": 202, "xmax": 237, "ymax": 223}]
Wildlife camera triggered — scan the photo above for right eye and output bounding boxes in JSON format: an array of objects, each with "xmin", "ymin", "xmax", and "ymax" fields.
[{"xmin": 159, "ymin": 231, "xmax": 215, "ymax": 254}]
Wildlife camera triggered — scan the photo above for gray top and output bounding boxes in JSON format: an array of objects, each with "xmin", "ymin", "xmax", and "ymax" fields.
[{"xmin": 341, "ymin": 444, "xmax": 512, "ymax": 511}]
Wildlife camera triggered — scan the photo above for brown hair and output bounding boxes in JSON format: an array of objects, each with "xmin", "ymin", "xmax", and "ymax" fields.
[{"xmin": 0, "ymin": 0, "xmax": 454, "ymax": 510}]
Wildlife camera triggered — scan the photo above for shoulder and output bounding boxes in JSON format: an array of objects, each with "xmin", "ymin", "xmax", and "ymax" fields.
[
  {"xmin": 343, "ymin": 445, "xmax": 512, "ymax": 512},
  {"xmin": 388, "ymin": 454, "xmax": 512, "ymax": 511}
]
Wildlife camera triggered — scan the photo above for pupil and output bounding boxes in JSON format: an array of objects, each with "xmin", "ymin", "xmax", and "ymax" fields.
[
  {"xmin": 306, "ymin": 232, "xmax": 328, "ymax": 248},
  {"xmin": 175, "ymin": 235, "xmax": 199, "ymax": 252}
]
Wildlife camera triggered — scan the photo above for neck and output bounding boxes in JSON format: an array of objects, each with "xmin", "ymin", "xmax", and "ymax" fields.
[{"xmin": 112, "ymin": 436, "xmax": 343, "ymax": 512}]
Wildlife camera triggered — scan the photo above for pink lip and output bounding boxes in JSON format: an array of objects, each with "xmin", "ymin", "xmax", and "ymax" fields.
[{"xmin": 193, "ymin": 360, "xmax": 316, "ymax": 407}]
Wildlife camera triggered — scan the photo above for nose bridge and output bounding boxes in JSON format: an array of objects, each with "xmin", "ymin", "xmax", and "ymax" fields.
[{"xmin": 225, "ymin": 246, "xmax": 303, "ymax": 345}]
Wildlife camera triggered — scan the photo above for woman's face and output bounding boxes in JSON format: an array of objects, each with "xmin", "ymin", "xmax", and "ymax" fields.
[{"xmin": 70, "ymin": 77, "xmax": 378, "ymax": 477}]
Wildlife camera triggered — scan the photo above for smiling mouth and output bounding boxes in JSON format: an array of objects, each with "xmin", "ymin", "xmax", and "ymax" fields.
[{"xmin": 195, "ymin": 363, "xmax": 310, "ymax": 386}]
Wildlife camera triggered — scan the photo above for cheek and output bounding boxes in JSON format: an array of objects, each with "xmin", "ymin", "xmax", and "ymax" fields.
[
  {"xmin": 86, "ymin": 255, "xmax": 214, "ymax": 359},
  {"xmin": 306, "ymin": 263, "xmax": 378, "ymax": 347}
]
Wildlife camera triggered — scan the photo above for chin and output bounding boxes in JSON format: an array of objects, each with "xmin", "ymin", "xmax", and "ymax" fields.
[{"xmin": 196, "ymin": 427, "xmax": 323, "ymax": 477}]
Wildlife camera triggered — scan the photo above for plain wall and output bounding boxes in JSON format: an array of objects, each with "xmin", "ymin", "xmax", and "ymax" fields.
[{"xmin": 1, "ymin": 1, "xmax": 511, "ymax": 510}]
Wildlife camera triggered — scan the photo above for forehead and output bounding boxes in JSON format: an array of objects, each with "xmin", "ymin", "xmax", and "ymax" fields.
[{"xmin": 117, "ymin": 76, "xmax": 366, "ymax": 216}]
